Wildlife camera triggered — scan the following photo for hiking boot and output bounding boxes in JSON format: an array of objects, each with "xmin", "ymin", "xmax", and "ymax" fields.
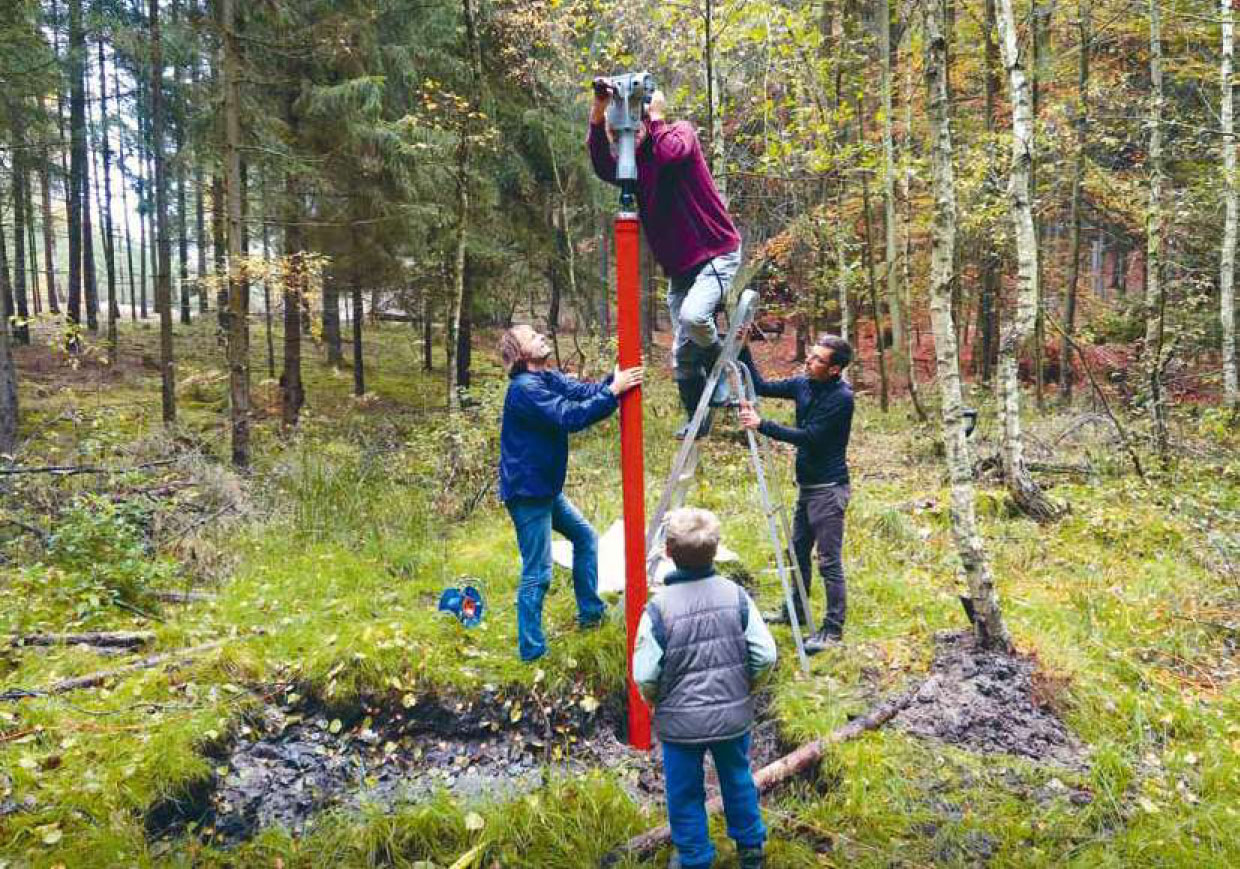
[
  {"xmin": 738, "ymin": 846, "xmax": 766, "ymax": 869},
  {"xmin": 804, "ymin": 628, "xmax": 842, "ymax": 655},
  {"xmin": 761, "ymin": 605, "xmax": 807, "ymax": 627}
]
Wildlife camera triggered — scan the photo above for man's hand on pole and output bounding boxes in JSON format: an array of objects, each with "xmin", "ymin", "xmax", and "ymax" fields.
[
  {"xmin": 611, "ymin": 364, "xmax": 645, "ymax": 396},
  {"xmin": 590, "ymin": 77, "xmax": 610, "ymax": 125},
  {"xmin": 739, "ymin": 400, "xmax": 762, "ymax": 430}
]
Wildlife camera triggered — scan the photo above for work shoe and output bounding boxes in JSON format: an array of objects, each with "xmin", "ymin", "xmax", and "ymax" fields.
[
  {"xmin": 804, "ymin": 628, "xmax": 843, "ymax": 656},
  {"xmin": 738, "ymin": 845, "xmax": 766, "ymax": 869},
  {"xmin": 761, "ymin": 605, "xmax": 807, "ymax": 627}
]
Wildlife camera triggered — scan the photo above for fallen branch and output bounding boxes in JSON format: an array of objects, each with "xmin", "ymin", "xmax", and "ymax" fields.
[
  {"xmin": 11, "ymin": 631, "xmax": 155, "ymax": 649},
  {"xmin": 604, "ymin": 681, "xmax": 923, "ymax": 865},
  {"xmin": 1, "ymin": 640, "xmax": 226, "ymax": 700},
  {"xmin": 151, "ymin": 589, "xmax": 215, "ymax": 604},
  {"xmin": 0, "ymin": 517, "xmax": 49, "ymax": 543},
  {"xmin": 0, "ymin": 459, "xmax": 178, "ymax": 477}
]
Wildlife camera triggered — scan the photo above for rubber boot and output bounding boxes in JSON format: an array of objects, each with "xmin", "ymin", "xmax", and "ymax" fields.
[
  {"xmin": 675, "ymin": 378, "xmax": 712, "ymax": 440},
  {"xmin": 699, "ymin": 342, "xmax": 739, "ymax": 407}
]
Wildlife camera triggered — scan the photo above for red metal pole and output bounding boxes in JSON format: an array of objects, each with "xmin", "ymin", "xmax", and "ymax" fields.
[{"xmin": 615, "ymin": 211, "xmax": 651, "ymax": 751}]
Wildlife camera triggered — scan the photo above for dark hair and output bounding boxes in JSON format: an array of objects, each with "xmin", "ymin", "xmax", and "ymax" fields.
[{"xmin": 815, "ymin": 334, "xmax": 853, "ymax": 370}]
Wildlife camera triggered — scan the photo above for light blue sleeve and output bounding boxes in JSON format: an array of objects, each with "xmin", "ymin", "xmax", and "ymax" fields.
[
  {"xmin": 744, "ymin": 594, "xmax": 778, "ymax": 677},
  {"xmin": 632, "ymin": 610, "xmax": 664, "ymax": 705}
]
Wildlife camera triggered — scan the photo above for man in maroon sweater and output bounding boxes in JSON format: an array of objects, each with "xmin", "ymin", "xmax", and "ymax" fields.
[{"xmin": 589, "ymin": 85, "xmax": 742, "ymax": 439}]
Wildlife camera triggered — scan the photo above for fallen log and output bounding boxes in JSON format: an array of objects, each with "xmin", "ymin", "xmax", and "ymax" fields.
[
  {"xmin": 1, "ymin": 640, "xmax": 227, "ymax": 700},
  {"xmin": 11, "ymin": 631, "xmax": 155, "ymax": 649},
  {"xmin": 604, "ymin": 681, "xmax": 923, "ymax": 866}
]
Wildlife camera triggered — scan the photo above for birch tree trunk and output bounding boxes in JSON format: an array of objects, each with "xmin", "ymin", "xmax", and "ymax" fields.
[
  {"xmin": 994, "ymin": 0, "xmax": 1062, "ymax": 519},
  {"xmin": 1222, "ymin": 0, "xmax": 1238, "ymax": 410},
  {"xmin": 150, "ymin": 0, "xmax": 177, "ymax": 424},
  {"xmin": 901, "ymin": 1, "xmax": 929, "ymax": 422},
  {"xmin": 926, "ymin": 0, "xmax": 1012, "ymax": 653},
  {"xmin": 222, "ymin": 0, "xmax": 249, "ymax": 467},
  {"xmin": 1146, "ymin": 0, "xmax": 1169, "ymax": 456},
  {"xmin": 1061, "ymin": 0, "xmax": 1090, "ymax": 405}
]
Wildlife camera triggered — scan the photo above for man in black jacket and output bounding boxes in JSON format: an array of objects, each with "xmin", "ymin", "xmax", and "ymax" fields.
[{"xmin": 738, "ymin": 335, "xmax": 854, "ymax": 654}]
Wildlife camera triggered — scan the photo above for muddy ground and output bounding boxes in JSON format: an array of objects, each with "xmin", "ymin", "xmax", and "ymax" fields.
[
  {"xmin": 892, "ymin": 631, "xmax": 1089, "ymax": 770},
  {"xmin": 148, "ymin": 684, "xmax": 786, "ymax": 847}
]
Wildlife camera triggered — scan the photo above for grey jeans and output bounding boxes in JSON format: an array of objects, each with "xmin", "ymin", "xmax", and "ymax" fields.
[
  {"xmin": 667, "ymin": 247, "xmax": 742, "ymax": 381},
  {"xmin": 792, "ymin": 484, "xmax": 851, "ymax": 636}
]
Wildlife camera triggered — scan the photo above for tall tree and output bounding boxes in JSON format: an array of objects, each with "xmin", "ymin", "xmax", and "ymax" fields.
[
  {"xmin": 447, "ymin": 0, "xmax": 483, "ymax": 411},
  {"xmin": 281, "ymin": 94, "xmax": 305, "ymax": 429},
  {"xmin": 1145, "ymin": 0, "xmax": 1169, "ymax": 457},
  {"xmin": 67, "ymin": 0, "xmax": 86, "ymax": 331},
  {"xmin": 994, "ymin": 0, "xmax": 1061, "ymax": 518},
  {"xmin": 1222, "ymin": 0, "xmax": 1238, "ymax": 410},
  {"xmin": 0, "ymin": 254, "xmax": 15, "ymax": 454},
  {"xmin": 9, "ymin": 115, "xmax": 32, "ymax": 345},
  {"xmin": 925, "ymin": 0, "xmax": 1011, "ymax": 652},
  {"xmin": 113, "ymin": 56, "xmax": 137, "ymax": 321},
  {"xmin": 37, "ymin": 97, "xmax": 60, "ymax": 315},
  {"xmin": 221, "ymin": 0, "xmax": 248, "ymax": 465},
  {"xmin": 881, "ymin": 0, "xmax": 907, "ymax": 391},
  {"xmin": 97, "ymin": 33, "xmax": 119, "ymax": 363},
  {"xmin": 1061, "ymin": 0, "xmax": 1090, "ymax": 405},
  {"xmin": 150, "ymin": 0, "xmax": 176, "ymax": 423}
]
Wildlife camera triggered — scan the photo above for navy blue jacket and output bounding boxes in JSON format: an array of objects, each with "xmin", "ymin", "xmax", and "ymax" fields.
[
  {"xmin": 499, "ymin": 369, "xmax": 618, "ymax": 502},
  {"xmin": 747, "ymin": 355, "xmax": 853, "ymax": 487}
]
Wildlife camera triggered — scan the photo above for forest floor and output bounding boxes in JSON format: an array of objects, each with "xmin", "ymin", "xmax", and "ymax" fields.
[{"xmin": 2, "ymin": 318, "xmax": 1239, "ymax": 868}]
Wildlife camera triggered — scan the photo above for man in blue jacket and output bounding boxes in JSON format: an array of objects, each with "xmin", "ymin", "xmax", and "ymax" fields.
[
  {"xmin": 498, "ymin": 325, "xmax": 643, "ymax": 662},
  {"xmin": 738, "ymin": 335, "xmax": 854, "ymax": 654}
]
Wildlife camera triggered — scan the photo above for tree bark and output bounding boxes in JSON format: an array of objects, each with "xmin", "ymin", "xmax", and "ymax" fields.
[
  {"xmin": 37, "ymin": 97, "xmax": 60, "ymax": 316},
  {"xmin": 926, "ymin": 0, "xmax": 1012, "ymax": 652},
  {"xmin": 281, "ymin": 104, "xmax": 306, "ymax": 429},
  {"xmin": 901, "ymin": 1, "xmax": 928, "ymax": 422},
  {"xmin": 67, "ymin": 0, "xmax": 86, "ymax": 332},
  {"xmin": 97, "ymin": 36, "xmax": 119, "ymax": 365},
  {"xmin": 150, "ymin": 0, "xmax": 177, "ymax": 424},
  {"xmin": 994, "ymin": 0, "xmax": 1062, "ymax": 519},
  {"xmin": 9, "ymin": 119, "xmax": 31, "ymax": 345},
  {"xmin": 222, "ymin": 0, "xmax": 249, "ymax": 466},
  {"xmin": 323, "ymin": 271, "xmax": 343, "ymax": 366},
  {"xmin": 881, "ymin": 0, "xmax": 907, "ymax": 389},
  {"xmin": 1222, "ymin": 0, "xmax": 1238, "ymax": 409},
  {"xmin": 261, "ymin": 175, "xmax": 275, "ymax": 380},
  {"xmin": 111, "ymin": 58, "xmax": 137, "ymax": 323},
  {"xmin": 82, "ymin": 63, "xmax": 99, "ymax": 332},
  {"xmin": 0, "ymin": 256, "xmax": 16, "ymax": 454},
  {"xmin": 448, "ymin": 0, "xmax": 482, "ymax": 410},
  {"xmin": 860, "ymin": 159, "xmax": 890, "ymax": 412},
  {"xmin": 1146, "ymin": 0, "xmax": 1169, "ymax": 457},
  {"xmin": 213, "ymin": 174, "xmax": 226, "ymax": 328},
  {"xmin": 1061, "ymin": 0, "xmax": 1090, "ymax": 405}
]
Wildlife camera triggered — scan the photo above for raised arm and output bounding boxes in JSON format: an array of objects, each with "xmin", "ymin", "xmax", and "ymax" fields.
[
  {"xmin": 587, "ymin": 122, "xmax": 620, "ymax": 186},
  {"xmin": 515, "ymin": 377, "xmax": 618, "ymax": 433},
  {"xmin": 740, "ymin": 346, "xmax": 799, "ymax": 400}
]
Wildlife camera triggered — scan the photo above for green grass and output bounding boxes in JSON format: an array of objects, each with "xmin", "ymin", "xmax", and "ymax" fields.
[{"xmin": 2, "ymin": 318, "xmax": 1239, "ymax": 866}]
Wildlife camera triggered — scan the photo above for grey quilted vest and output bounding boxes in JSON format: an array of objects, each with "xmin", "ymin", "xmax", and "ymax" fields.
[{"xmin": 647, "ymin": 574, "xmax": 753, "ymax": 744}]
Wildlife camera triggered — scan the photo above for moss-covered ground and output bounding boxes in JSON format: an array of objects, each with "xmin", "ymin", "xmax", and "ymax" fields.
[{"xmin": 2, "ymin": 320, "xmax": 1238, "ymax": 867}]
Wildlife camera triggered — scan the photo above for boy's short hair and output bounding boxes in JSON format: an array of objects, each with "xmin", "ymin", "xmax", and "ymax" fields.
[{"xmin": 664, "ymin": 507, "xmax": 721, "ymax": 569}]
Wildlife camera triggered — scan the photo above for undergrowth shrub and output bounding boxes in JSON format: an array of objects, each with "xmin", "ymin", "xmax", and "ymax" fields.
[{"xmin": 17, "ymin": 494, "xmax": 178, "ymax": 621}]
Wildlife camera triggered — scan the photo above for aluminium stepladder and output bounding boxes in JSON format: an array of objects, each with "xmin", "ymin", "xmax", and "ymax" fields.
[{"xmin": 644, "ymin": 287, "xmax": 816, "ymax": 672}]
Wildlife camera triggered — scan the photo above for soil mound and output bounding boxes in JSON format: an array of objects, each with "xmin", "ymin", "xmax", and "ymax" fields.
[{"xmin": 892, "ymin": 632, "xmax": 1087, "ymax": 768}]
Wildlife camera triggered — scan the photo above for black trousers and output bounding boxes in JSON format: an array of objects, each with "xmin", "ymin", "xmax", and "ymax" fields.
[{"xmin": 791, "ymin": 484, "xmax": 851, "ymax": 636}]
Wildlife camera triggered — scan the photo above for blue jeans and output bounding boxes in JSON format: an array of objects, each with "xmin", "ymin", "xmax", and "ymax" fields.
[
  {"xmin": 506, "ymin": 494, "xmax": 606, "ymax": 662},
  {"xmin": 668, "ymin": 248, "xmax": 742, "ymax": 381},
  {"xmin": 662, "ymin": 732, "xmax": 766, "ymax": 868}
]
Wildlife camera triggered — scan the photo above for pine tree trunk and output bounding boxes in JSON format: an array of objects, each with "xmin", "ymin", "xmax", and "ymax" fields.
[
  {"xmin": 150, "ymin": 0, "xmax": 176, "ymax": 424},
  {"xmin": 97, "ymin": 37, "xmax": 119, "ymax": 364},
  {"xmin": 213, "ymin": 174, "xmax": 226, "ymax": 327},
  {"xmin": 1221, "ymin": 0, "xmax": 1238, "ymax": 409},
  {"xmin": 37, "ymin": 98, "xmax": 60, "ymax": 316},
  {"xmin": 222, "ymin": 0, "xmax": 249, "ymax": 465},
  {"xmin": 994, "ymin": 0, "xmax": 1061, "ymax": 519},
  {"xmin": 280, "ymin": 99, "xmax": 305, "ymax": 429},
  {"xmin": 82, "ymin": 67, "xmax": 99, "ymax": 332},
  {"xmin": 925, "ymin": 0, "xmax": 1012, "ymax": 653},
  {"xmin": 261, "ymin": 176, "xmax": 275, "ymax": 381},
  {"xmin": 9, "ymin": 125, "xmax": 31, "ymax": 346},
  {"xmin": 1145, "ymin": 0, "xmax": 1169, "ymax": 456},
  {"xmin": 448, "ymin": 0, "xmax": 482, "ymax": 411},
  {"xmin": 323, "ymin": 271, "xmax": 343, "ymax": 366},
  {"xmin": 0, "ymin": 257, "xmax": 16, "ymax": 454},
  {"xmin": 111, "ymin": 58, "xmax": 137, "ymax": 323},
  {"xmin": 1061, "ymin": 0, "xmax": 1090, "ymax": 405},
  {"xmin": 25, "ymin": 171, "xmax": 40, "ymax": 317},
  {"xmin": 67, "ymin": 0, "xmax": 86, "ymax": 332},
  {"xmin": 350, "ymin": 230, "xmax": 365, "ymax": 396}
]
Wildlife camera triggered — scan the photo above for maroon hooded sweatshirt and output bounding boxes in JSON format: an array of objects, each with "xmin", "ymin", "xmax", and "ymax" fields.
[{"xmin": 588, "ymin": 119, "xmax": 740, "ymax": 279}]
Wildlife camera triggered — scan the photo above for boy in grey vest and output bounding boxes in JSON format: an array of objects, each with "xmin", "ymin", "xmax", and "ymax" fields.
[{"xmin": 634, "ymin": 508, "xmax": 778, "ymax": 869}]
